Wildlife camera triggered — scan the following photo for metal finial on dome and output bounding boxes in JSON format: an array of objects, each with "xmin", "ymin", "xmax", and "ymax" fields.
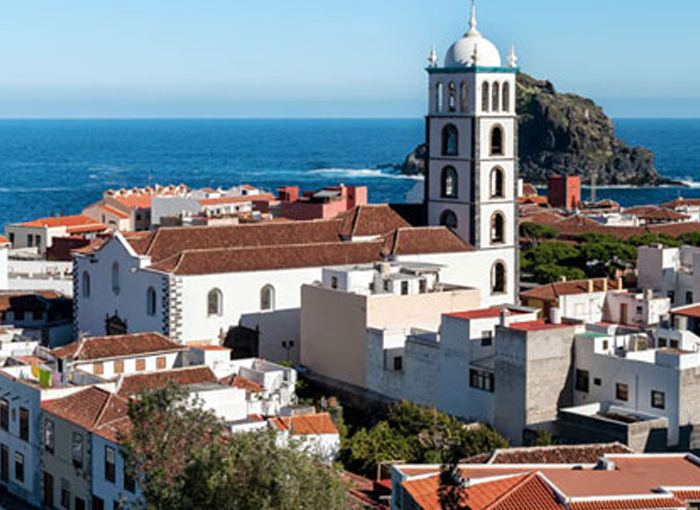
[
  {"xmin": 508, "ymin": 45, "xmax": 518, "ymax": 68},
  {"xmin": 467, "ymin": 0, "xmax": 480, "ymax": 36},
  {"xmin": 428, "ymin": 46, "xmax": 439, "ymax": 67}
]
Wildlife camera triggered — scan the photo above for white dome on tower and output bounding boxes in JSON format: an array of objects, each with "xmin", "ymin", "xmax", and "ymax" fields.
[{"xmin": 444, "ymin": 2, "xmax": 502, "ymax": 68}]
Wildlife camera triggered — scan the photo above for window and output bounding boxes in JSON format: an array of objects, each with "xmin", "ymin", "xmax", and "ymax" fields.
[
  {"xmin": 94, "ymin": 362, "xmax": 104, "ymax": 375},
  {"xmin": 8, "ymin": 233, "xmax": 13, "ymax": 245},
  {"xmin": 603, "ymin": 340, "xmax": 609, "ymax": 350},
  {"xmin": 460, "ymin": 82, "xmax": 469, "ymax": 112},
  {"xmin": 490, "ymin": 126, "xmax": 504, "ymax": 156},
  {"xmin": 440, "ymin": 210, "xmax": 458, "ymax": 231},
  {"xmin": 616, "ymin": 383, "xmax": 629, "ymax": 402},
  {"xmin": 207, "ymin": 289, "xmax": 222, "ymax": 316},
  {"xmin": 19, "ymin": 408, "xmax": 29, "ymax": 442},
  {"xmin": 124, "ymin": 465, "xmax": 136, "ymax": 493},
  {"xmin": 61, "ymin": 479, "xmax": 70, "ymax": 509},
  {"xmin": 14, "ymin": 452, "xmax": 24, "ymax": 483},
  {"xmin": 44, "ymin": 419, "xmax": 55, "ymax": 453},
  {"xmin": 93, "ymin": 496, "xmax": 105, "ymax": 510},
  {"xmin": 27, "ymin": 235, "xmax": 33, "ymax": 248},
  {"xmin": 331, "ymin": 277, "xmax": 338, "ymax": 290},
  {"xmin": 105, "ymin": 446, "xmax": 116, "ymax": 483},
  {"xmin": 114, "ymin": 360, "xmax": 124, "ymax": 374},
  {"xmin": 72, "ymin": 432, "xmax": 83, "ymax": 469},
  {"xmin": 470, "ymin": 369, "xmax": 495, "ymax": 393},
  {"xmin": 0, "ymin": 445, "xmax": 7, "ymax": 483},
  {"xmin": 447, "ymin": 82, "xmax": 457, "ymax": 112},
  {"xmin": 260, "ymin": 285, "xmax": 275, "ymax": 311},
  {"xmin": 636, "ymin": 306, "xmax": 643, "ymax": 316},
  {"xmin": 156, "ymin": 356, "xmax": 166, "ymax": 370},
  {"xmin": 441, "ymin": 166, "xmax": 458, "ymax": 198},
  {"xmin": 82, "ymin": 272, "xmax": 91, "ymax": 298},
  {"xmin": 481, "ymin": 331, "xmax": 493, "ymax": 347},
  {"xmin": 491, "ymin": 262, "xmax": 506, "ymax": 294},
  {"xmin": 687, "ymin": 292, "xmax": 694, "ymax": 305},
  {"xmin": 36, "ymin": 236, "xmax": 42, "ymax": 249},
  {"xmin": 502, "ymin": 82, "xmax": 510, "ymax": 112},
  {"xmin": 441, "ymin": 124, "xmax": 459, "ymax": 156},
  {"xmin": 419, "ymin": 279, "xmax": 427, "ymax": 294},
  {"xmin": 668, "ymin": 291, "xmax": 675, "ymax": 304},
  {"xmin": 492, "ymin": 82, "xmax": 500, "ymax": 112},
  {"xmin": 658, "ymin": 338, "xmax": 668, "ymax": 348},
  {"xmin": 435, "ymin": 82, "xmax": 444, "ymax": 113},
  {"xmin": 491, "ymin": 213, "xmax": 505, "ymax": 244},
  {"xmin": 490, "ymin": 167, "xmax": 505, "ymax": 198},
  {"xmin": 111, "ymin": 262, "xmax": 120, "ymax": 294},
  {"xmin": 401, "ymin": 281, "xmax": 409, "ymax": 295},
  {"xmin": 43, "ymin": 471, "xmax": 54, "ymax": 507},
  {"xmin": 671, "ymin": 339, "xmax": 679, "ymax": 349},
  {"xmin": 0, "ymin": 399, "xmax": 8, "ymax": 431},
  {"xmin": 481, "ymin": 82, "xmax": 490, "ymax": 112},
  {"xmin": 146, "ymin": 287, "xmax": 157, "ymax": 316},
  {"xmin": 136, "ymin": 359, "xmax": 146, "ymax": 371},
  {"xmin": 393, "ymin": 357, "xmax": 403, "ymax": 372},
  {"xmin": 652, "ymin": 390, "xmax": 666, "ymax": 410},
  {"xmin": 75, "ymin": 497, "xmax": 86, "ymax": 510},
  {"xmin": 575, "ymin": 369, "xmax": 589, "ymax": 393},
  {"xmin": 594, "ymin": 377, "xmax": 602, "ymax": 386}
]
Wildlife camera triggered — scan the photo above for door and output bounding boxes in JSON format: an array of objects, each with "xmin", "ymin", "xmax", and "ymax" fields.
[
  {"xmin": 0, "ymin": 444, "xmax": 8, "ymax": 483},
  {"xmin": 620, "ymin": 303, "xmax": 628, "ymax": 325},
  {"xmin": 43, "ymin": 471, "xmax": 54, "ymax": 508}
]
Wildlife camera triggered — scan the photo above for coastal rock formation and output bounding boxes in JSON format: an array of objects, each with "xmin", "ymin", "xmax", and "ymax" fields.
[{"xmin": 400, "ymin": 73, "xmax": 670, "ymax": 186}]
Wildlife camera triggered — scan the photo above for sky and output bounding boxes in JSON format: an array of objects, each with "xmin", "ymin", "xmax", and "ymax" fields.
[{"xmin": 0, "ymin": 0, "xmax": 698, "ymax": 118}]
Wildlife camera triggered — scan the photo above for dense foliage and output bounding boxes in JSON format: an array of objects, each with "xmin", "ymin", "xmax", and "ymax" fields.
[
  {"xmin": 341, "ymin": 401, "xmax": 508, "ymax": 478},
  {"xmin": 121, "ymin": 386, "xmax": 348, "ymax": 510}
]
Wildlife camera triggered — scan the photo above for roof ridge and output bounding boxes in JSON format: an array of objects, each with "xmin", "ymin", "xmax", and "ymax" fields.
[
  {"xmin": 164, "ymin": 240, "xmax": 385, "ymax": 257},
  {"xmin": 483, "ymin": 472, "xmax": 539, "ymax": 510}
]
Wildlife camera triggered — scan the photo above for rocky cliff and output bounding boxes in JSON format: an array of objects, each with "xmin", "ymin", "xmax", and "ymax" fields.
[{"xmin": 400, "ymin": 73, "xmax": 672, "ymax": 186}]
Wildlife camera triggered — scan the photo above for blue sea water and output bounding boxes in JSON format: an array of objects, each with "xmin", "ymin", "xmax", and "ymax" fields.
[{"xmin": 0, "ymin": 118, "xmax": 699, "ymax": 228}]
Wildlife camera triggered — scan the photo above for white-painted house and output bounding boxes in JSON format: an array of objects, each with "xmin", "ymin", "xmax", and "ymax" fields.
[
  {"xmin": 0, "ymin": 236, "xmax": 9, "ymax": 290},
  {"xmin": 638, "ymin": 244, "xmax": 700, "ymax": 307}
]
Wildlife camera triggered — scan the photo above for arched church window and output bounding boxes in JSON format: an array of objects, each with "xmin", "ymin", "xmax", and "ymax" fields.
[
  {"xmin": 111, "ymin": 263, "xmax": 120, "ymax": 294},
  {"xmin": 448, "ymin": 82, "xmax": 457, "ymax": 112},
  {"xmin": 442, "ymin": 124, "xmax": 459, "ymax": 157},
  {"xmin": 491, "ymin": 262, "xmax": 507, "ymax": 294},
  {"xmin": 490, "ymin": 126, "xmax": 504, "ymax": 156},
  {"xmin": 441, "ymin": 167, "xmax": 458, "ymax": 198},
  {"xmin": 492, "ymin": 82, "xmax": 500, "ymax": 112},
  {"xmin": 261, "ymin": 285, "xmax": 275, "ymax": 311},
  {"xmin": 207, "ymin": 288, "xmax": 223, "ymax": 317},
  {"xmin": 502, "ymin": 82, "xmax": 510, "ymax": 112},
  {"xmin": 481, "ymin": 82, "xmax": 490, "ymax": 112},
  {"xmin": 490, "ymin": 167, "xmax": 505, "ymax": 198},
  {"xmin": 460, "ymin": 82, "xmax": 469, "ymax": 112},
  {"xmin": 82, "ymin": 271, "xmax": 91, "ymax": 298},
  {"xmin": 491, "ymin": 213, "xmax": 505, "ymax": 244},
  {"xmin": 146, "ymin": 287, "xmax": 157, "ymax": 317},
  {"xmin": 440, "ymin": 210, "xmax": 458, "ymax": 231},
  {"xmin": 436, "ymin": 83, "xmax": 444, "ymax": 113}
]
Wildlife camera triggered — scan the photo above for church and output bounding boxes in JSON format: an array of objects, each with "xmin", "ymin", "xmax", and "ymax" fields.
[{"xmin": 72, "ymin": 3, "xmax": 519, "ymax": 363}]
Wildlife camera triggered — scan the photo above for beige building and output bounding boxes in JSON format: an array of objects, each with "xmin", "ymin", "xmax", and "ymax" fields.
[{"xmin": 300, "ymin": 262, "xmax": 480, "ymax": 388}]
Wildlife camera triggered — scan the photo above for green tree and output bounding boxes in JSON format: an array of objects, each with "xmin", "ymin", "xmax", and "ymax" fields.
[
  {"xmin": 121, "ymin": 386, "xmax": 348, "ymax": 510},
  {"xmin": 533, "ymin": 264, "xmax": 586, "ymax": 284},
  {"xmin": 579, "ymin": 242, "xmax": 637, "ymax": 277},
  {"xmin": 520, "ymin": 222, "xmax": 558, "ymax": 241},
  {"xmin": 628, "ymin": 233, "xmax": 680, "ymax": 248},
  {"xmin": 343, "ymin": 421, "xmax": 413, "ymax": 477},
  {"xmin": 525, "ymin": 242, "xmax": 580, "ymax": 267},
  {"xmin": 678, "ymin": 232, "xmax": 700, "ymax": 247}
]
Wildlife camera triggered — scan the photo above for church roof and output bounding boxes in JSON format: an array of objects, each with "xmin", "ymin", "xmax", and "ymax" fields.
[{"xmin": 444, "ymin": 2, "xmax": 503, "ymax": 68}]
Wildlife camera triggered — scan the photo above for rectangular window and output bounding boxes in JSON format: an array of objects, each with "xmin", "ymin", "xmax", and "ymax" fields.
[
  {"xmin": 0, "ymin": 399, "xmax": 8, "ymax": 431},
  {"xmin": 43, "ymin": 471, "xmax": 54, "ymax": 507},
  {"xmin": 671, "ymin": 339, "xmax": 680, "ymax": 349},
  {"xmin": 0, "ymin": 444, "xmax": 8, "ymax": 482},
  {"xmin": 60, "ymin": 478, "xmax": 70, "ymax": 509},
  {"xmin": 135, "ymin": 359, "xmax": 146, "ymax": 372},
  {"xmin": 114, "ymin": 360, "xmax": 124, "ymax": 374},
  {"xmin": 124, "ymin": 465, "xmax": 136, "ymax": 493},
  {"xmin": 156, "ymin": 356, "xmax": 166, "ymax": 370},
  {"xmin": 36, "ymin": 236, "xmax": 41, "ymax": 249},
  {"xmin": 27, "ymin": 235, "xmax": 33, "ymax": 247},
  {"xmin": 659, "ymin": 338, "xmax": 668, "ymax": 348},
  {"xmin": 14, "ymin": 452, "xmax": 24, "ymax": 483},
  {"xmin": 401, "ymin": 281, "xmax": 409, "ymax": 295},
  {"xmin": 575, "ymin": 369, "xmax": 590, "ymax": 393},
  {"xmin": 481, "ymin": 331, "xmax": 493, "ymax": 347},
  {"xmin": 92, "ymin": 496, "xmax": 105, "ymax": 510},
  {"xmin": 105, "ymin": 446, "xmax": 116, "ymax": 483},
  {"xmin": 668, "ymin": 291, "xmax": 675, "ymax": 303},
  {"xmin": 383, "ymin": 280, "xmax": 390, "ymax": 292},
  {"xmin": 8, "ymin": 233, "xmax": 13, "ymax": 245},
  {"xmin": 616, "ymin": 383, "xmax": 629, "ymax": 402},
  {"xmin": 602, "ymin": 340, "xmax": 609, "ymax": 350},
  {"xmin": 393, "ymin": 356, "xmax": 403, "ymax": 372},
  {"xmin": 75, "ymin": 497, "xmax": 86, "ymax": 510},
  {"xmin": 72, "ymin": 432, "xmax": 83, "ymax": 469},
  {"xmin": 636, "ymin": 306, "xmax": 643, "ymax": 316},
  {"xmin": 419, "ymin": 279, "xmax": 427, "ymax": 294},
  {"xmin": 687, "ymin": 292, "xmax": 694, "ymax": 305},
  {"xmin": 331, "ymin": 277, "xmax": 338, "ymax": 289},
  {"xmin": 94, "ymin": 362, "xmax": 104, "ymax": 375},
  {"xmin": 44, "ymin": 419, "xmax": 55, "ymax": 453},
  {"xmin": 469, "ymin": 369, "xmax": 495, "ymax": 393},
  {"xmin": 594, "ymin": 377, "xmax": 602, "ymax": 386},
  {"xmin": 652, "ymin": 390, "xmax": 666, "ymax": 410},
  {"xmin": 19, "ymin": 408, "xmax": 29, "ymax": 442}
]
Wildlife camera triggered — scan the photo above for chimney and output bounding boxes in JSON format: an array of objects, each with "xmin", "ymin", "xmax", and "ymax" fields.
[
  {"xmin": 499, "ymin": 307, "xmax": 508, "ymax": 327},
  {"xmin": 559, "ymin": 276, "xmax": 568, "ymax": 283},
  {"xmin": 645, "ymin": 288, "xmax": 654, "ymax": 301},
  {"xmin": 587, "ymin": 279, "xmax": 594, "ymax": 293},
  {"xmin": 550, "ymin": 307, "xmax": 562, "ymax": 325}
]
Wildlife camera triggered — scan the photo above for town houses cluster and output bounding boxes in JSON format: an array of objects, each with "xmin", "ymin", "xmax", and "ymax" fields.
[{"xmin": 2, "ymin": 4, "xmax": 700, "ymax": 510}]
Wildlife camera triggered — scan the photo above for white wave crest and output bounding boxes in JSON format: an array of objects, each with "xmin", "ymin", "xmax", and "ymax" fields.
[{"xmin": 307, "ymin": 168, "xmax": 424, "ymax": 181}]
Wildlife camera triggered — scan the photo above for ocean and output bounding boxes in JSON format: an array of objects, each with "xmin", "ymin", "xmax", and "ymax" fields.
[{"xmin": 0, "ymin": 118, "xmax": 699, "ymax": 228}]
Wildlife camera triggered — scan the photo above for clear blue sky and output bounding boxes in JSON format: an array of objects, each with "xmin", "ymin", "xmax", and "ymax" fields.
[{"xmin": 0, "ymin": 0, "xmax": 698, "ymax": 118}]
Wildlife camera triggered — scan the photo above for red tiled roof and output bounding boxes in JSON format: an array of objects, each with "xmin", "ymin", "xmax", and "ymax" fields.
[
  {"xmin": 384, "ymin": 227, "xmax": 474, "ymax": 255},
  {"xmin": 219, "ymin": 374, "xmax": 264, "ymax": 394},
  {"xmin": 672, "ymin": 490, "xmax": 700, "ymax": 502},
  {"xmin": 111, "ymin": 194, "xmax": 154, "ymax": 209},
  {"xmin": 118, "ymin": 366, "xmax": 217, "ymax": 396},
  {"xmin": 508, "ymin": 320, "xmax": 577, "ymax": 332},
  {"xmin": 663, "ymin": 199, "xmax": 700, "ymax": 208},
  {"xmin": 0, "ymin": 235, "xmax": 9, "ymax": 245},
  {"xmin": 671, "ymin": 305, "xmax": 700, "ymax": 319},
  {"xmin": 465, "ymin": 443, "xmax": 633, "ymax": 465},
  {"xmin": 568, "ymin": 498, "xmax": 687, "ymax": 510},
  {"xmin": 51, "ymin": 333, "xmax": 185, "ymax": 361},
  {"xmin": 520, "ymin": 279, "xmax": 618, "ymax": 302},
  {"xmin": 16, "ymin": 215, "xmax": 106, "ymax": 233},
  {"xmin": 199, "ymin": 194, "xmax": 275, "ymax": 206},
  {"xmin": 95, "ymin": 205, "xmax": 129, "ymax": 219},
  {"xmin": 520, "ymin": 211, "xmax": 565, "ymax": 226},
  {"xmin": 338, "ymin": 205, "xmax": 411, "ymax": 238},
  {"xmin": 624, "ymin": 206, "xmax": 689, "ymax": 222},
  {"xmin": 269, "ymin": 413, "xmax": 339, "ymax": 436},
  {"xmin": 448, "ymin": 307, "xmax": 530, "ymax": 321}
]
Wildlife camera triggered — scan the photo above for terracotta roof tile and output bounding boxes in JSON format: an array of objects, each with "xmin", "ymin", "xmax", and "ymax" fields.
[
  {"xmin": 520, "ymin": 279, "xmax": 618, "ymax": 302},
  {"xmin": 385, "ymin": 227, "xmax": 474, "ymax": 255},
  {"xmin": 118, "ymin": 366, "xmax": 217, "ymax": 396},
  {"xmin": 269, "ymin": 413, "xmax": 339, "ymax": 436},
  {"xmin": 672, "ymin": 490, "xmax": 700, "ymax": 502},
  {"xmin": 51, "ymin": 333, "xmax": 185, "ymax": 361},
  {"xmin": 508, "ymin": 320, "xmax": 577, "ymax": 332},
  {"xmin": 95, "ymin": 205, "xmax": 130, "ymax": 219},
  {"xmin": 448, "ymin": 307, "xmax": 531, "ymax": 321},
  {"xmin": 0, "ymin": 235, "xmax": 9, "ymax": 245},
  {"xmin": 199, "ymin": 194, "xmax": 275, "ymax": 206},
  {"xmin": 568, "ymin": 498, "xmax": 687, "ymax": 510},
  {"xmin": 338, "ymin": 205, "xmax": 411, "ymax": 238},
  {"xmin": 671, "ymin": 305, "xmax": 700, "ymax": 319},
  {"xmin": 465, "ymin": 443, "xmax": 633, "ymax": 465},
  {"xmin": 624, "ymin": 206, "xmax": 689, "ymax": 222},
  {"xmin": 16, "ymin": 215, "xmax": 106, "ymax": 233},
  {"xmin": 219, "ymin": 374, "xmax": 264, "ymax": 394},
  {"xmin": 663, "ymin": 198, "xmax": 700, "ymax": 208}
]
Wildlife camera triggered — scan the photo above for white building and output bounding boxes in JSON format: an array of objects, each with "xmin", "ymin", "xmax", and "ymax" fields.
[
  {"xmin": 4, "ymin": 215, "xmax": 107, "ymax": 255},
  {"xmin": 0, "ymin": 236, "xmax": 8, "ymax": 290},
  {"xmin": 638, "ymin": 244, "xmax": 700, "ymax": 307},
  {"xmin": 269, "ymin": 411, "xmax": 341, "ymax": 464}
]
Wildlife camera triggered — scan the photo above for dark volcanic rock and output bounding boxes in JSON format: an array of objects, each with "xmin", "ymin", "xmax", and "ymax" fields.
[{"xmin": 400, "ymin": 73, "xmax": 673, "ymax": 186}]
